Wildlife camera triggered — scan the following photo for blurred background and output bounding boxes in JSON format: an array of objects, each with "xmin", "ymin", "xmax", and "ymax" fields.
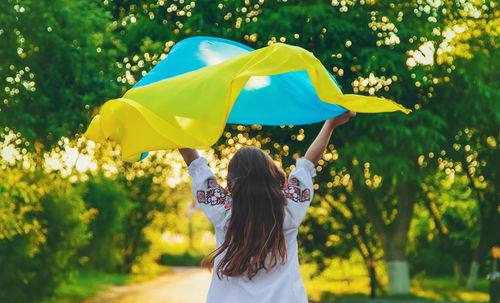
[{"xmin": 0, "ymin": 0, "xmax": 499, "ymax": 302}]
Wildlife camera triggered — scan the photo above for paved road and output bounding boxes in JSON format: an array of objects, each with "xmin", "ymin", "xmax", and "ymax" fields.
[{"xmin": 84, "ymin": 267, "xmax": 212, "ymax": 303}]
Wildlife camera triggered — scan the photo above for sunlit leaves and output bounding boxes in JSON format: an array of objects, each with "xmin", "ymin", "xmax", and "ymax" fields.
[
  {"xmin": 0, "ymin": 0, "xmax": 121, "ymax": 153},
  {"xmin": 0, "ymin": 167, "xmax": 93, "ymax": 301}
]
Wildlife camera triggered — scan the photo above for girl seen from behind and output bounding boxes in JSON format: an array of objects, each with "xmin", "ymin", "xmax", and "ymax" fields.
[{"xmin": 179, "ymin": 111, "xmax": 356, "ymax": 303}]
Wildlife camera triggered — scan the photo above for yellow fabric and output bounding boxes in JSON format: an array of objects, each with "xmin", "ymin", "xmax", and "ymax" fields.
[{"xmin": 85, "ymin": 43, "xmax": 410, "ymax": 162}]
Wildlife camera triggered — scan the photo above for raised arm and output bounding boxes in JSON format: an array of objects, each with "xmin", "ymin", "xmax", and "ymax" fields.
[
  {"xmin": 304, "ymin": 111, "xmax": 356, "ymax": 165},
  {"xmin": 179, "ymin": 148, "xmax": 200, "ymax": 166}
]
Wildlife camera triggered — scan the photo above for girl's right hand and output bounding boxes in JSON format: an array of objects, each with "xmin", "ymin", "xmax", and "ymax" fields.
[{"xmin": 303, "ymin": 111, "xmax": 356, "ymax": 165}]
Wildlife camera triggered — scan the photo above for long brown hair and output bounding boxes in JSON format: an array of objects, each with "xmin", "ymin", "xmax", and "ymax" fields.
[{"xmin": 202, "ymin": 146, "xmax": 288, "ymax": 279}]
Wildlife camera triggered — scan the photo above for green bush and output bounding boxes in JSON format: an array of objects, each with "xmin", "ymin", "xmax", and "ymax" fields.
[
  {"xmin": 78, "ymin": 173, "xmax": 131, "ymax": 272},
  {"xmin": 78, "ymin": 173, "xmax": 168, "ymax": 274},
  {"xmin": 118, "ymin": 175, "xmax": 168, "ymax": 273},
  {"xmin": 159, "ymin": 251, "xmax": 205, "ymax": 267},
  {"xmin": 0, "ymin": 168, "xmax": 92, "ymax": 303},
  {"xmin": 53, "ymin": 271, "xmax": 129, "ymax": 303}
]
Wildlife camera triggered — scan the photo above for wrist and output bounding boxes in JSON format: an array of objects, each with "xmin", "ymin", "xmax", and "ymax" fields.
[{"xmin": 325, "ymin": 119, "xmax": 338, "ymax": 129}]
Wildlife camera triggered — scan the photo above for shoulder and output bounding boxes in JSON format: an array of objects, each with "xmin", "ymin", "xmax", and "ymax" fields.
[
  {"xmin": 187, "ymin": 157, "xmax": 210, "ymax": 178},
  {"xmin": 293, "ymin": 158, "xmax": 316, "ymax": 178}
]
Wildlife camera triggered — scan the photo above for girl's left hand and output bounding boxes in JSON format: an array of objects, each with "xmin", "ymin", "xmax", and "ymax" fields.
[{"xmin": 327, "ymin": 111, "xmax": 356, "ymax": 128}]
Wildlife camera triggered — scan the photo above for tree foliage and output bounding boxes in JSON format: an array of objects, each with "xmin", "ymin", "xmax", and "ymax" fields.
[
  {"xmin": 0, "ymin": 167, "xmax": 92, "ymax": 302},
  {"xmin": 78, "ymin": 172, "xmax": 131, "ymax": 272},
  {"xmin": 0, "ymin": 0, "xmax": 121, "ymax": 153}
]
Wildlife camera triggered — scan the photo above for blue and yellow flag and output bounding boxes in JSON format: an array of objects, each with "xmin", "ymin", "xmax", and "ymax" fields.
[{"xmin": 85, "ymin": 36, "xmax": 410, "ymax": 161}]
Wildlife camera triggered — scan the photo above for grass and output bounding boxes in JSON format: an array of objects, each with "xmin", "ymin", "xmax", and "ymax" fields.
[
  {"xmin": 53, "ymin": 271, "xmax": 129, "ymax": 303},
  {"xmin": 411, "ymin": 276, "xmax": 489, "ymax": 302},
  {"xmin": 306, "ymin": 276, "xmax": 489, "ymax": 302},
  {"xmin": 301, "ymin": 260, "xmax": 490, "ymax": 303}
]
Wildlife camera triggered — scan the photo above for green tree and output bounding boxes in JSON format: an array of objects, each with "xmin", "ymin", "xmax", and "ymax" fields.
[
  {"xmin": 424, "ymin": 8, "xmax": 500, "ymax": 289},
  {"xmin": 71, "ymin": 138, "xmax": 194, "ymax": 273},
  {"xmin": 118, "ymin": 174, "xmax": 166, "ymax": 272},
  {"xmin": 410, "ymin": 172, "xmax": 479, "ymax": 285},
  {"xmin": 78, "ymin": 172, "xmax": 131, "ymax": 272},
  {"xmin": 298, "ymin": 187, "xmax": 384, "ymax": 296},
  {"xmin": 201, "ymin": 0, "xmax": 450, "ymax": 294},
  {"xmin": 0, "ymin": 0, "xmax": 121, "ymax": 155},
  {"xmin": 0, "ymin": 166, "xmax": 92, "ymax": 303}
]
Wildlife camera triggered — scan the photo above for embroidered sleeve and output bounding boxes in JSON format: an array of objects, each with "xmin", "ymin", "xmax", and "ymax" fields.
[
  {"xmin": 284, "ymin": 158, "xmax": 316, "ymax": 227},
  {"xmin": 188, "ymin": 157, "xmax": 231, "ymax": 227}
]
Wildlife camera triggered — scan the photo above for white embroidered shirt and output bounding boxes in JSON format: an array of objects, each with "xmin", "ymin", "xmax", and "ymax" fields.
[{"xmin": 188, "ymin": 157, "xmax": 316, "ymax": 303}]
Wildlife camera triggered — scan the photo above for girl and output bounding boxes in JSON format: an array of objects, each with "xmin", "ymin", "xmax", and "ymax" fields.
[{"xmin": 179, "ymin": 111, "xmax": 356, "ymax": 303}]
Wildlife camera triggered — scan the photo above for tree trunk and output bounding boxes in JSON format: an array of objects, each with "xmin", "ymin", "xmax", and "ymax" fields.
[
  {"xmin": 367, "ymin": 261, "xmax": 378, "ymax": 298},
  {"xmin": 381, "ymin": 232, "xmax": 411, "ymax": 294},
  {"xmin": 454, "ymin": 259, "xmax": 465, "ymax": 286},
  {"xmin": 355, "ymin": 180, "xmax": 416, "ymax": 295},
  {"xmin": 464, "ymin": 161, "xmax": 500, "ymax": 290},
  {"xmin": 423, "ymin": 193, "xmax": 465, "ymax": 286},
  {"xmin": 465, "ymin": 198, "xmax": 500, "ymax": 289},
  {"xmin": 467, "ymin": 227, "xmax": 492, "ymax": 290},
  {"xmin": 342, "ymin": 189, "xmax": 381, "ymax": 297},
  {"xmin": 386, "ymin": 260, "xmax": 410, "ymax": 294},
  {"xmin": 467, "ymin": 260, "xmax": 480, "ymax": 290}
]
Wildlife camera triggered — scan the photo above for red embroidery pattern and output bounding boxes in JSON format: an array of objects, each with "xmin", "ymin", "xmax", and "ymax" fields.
[
  {"xmin": 197, "ymin": 191, "xmax": 206, "ymax": 203},
  {"xmin": 301, "ymin": 188, "xmax": 311, "ymax": 202},
  {"xmin": 284, "ymin": 178, "xmax": 310, "ymax": 203},
  {"xmin": 224, "ymin": 198, "xmax": 232, "ymax": 209},
  {"xmin": 194, "ymin": 178, "xmax": 228, "ymax": 207},
  {"xmin": 285, "ymin": 184, "xmax": 301, "ymax": 203},
  {"xmin": 206, "ymin": 185, "xmax": 227, "ymax": 206}
]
